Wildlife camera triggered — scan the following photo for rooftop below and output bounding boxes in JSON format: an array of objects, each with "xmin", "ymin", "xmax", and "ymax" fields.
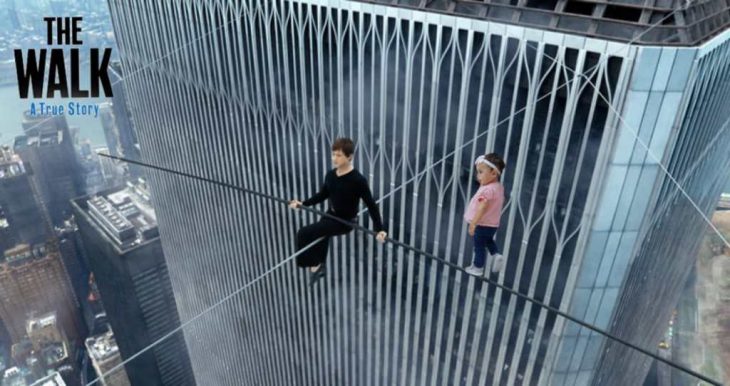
[
  {"xmin": 2, "ymin": 243, "xmax": 48, "ymax": 267},
  {"xmin": 85, "ymin": 330, "xmax": 121, "ymax": 362},
  {"xmin": 0, "ymin": 146, "xmax": 26, "ymax": 179},
  {"xmin": 29, "ymin": 372, "xmax": 66, "ymax": 386},
  {"xmin": 26, "ymin": 313, "xmax": 58, "ymax": 333},
  {"xmin": 76, "ymin": 179, "xmax": 159, "ymax": 250},
  {"xmin": 14, "ymin": 129, "xmax": 65, "ymax": 150}
]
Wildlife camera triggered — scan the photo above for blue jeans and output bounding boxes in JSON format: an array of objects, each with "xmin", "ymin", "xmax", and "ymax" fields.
[{"xmin": 473, "ymin": 225, "xmax": 500, "ymax": 268}]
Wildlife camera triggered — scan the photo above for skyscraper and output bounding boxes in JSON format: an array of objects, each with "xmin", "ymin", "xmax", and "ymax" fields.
[
  {"xmin": 71, "ymin": 181, "xmax": 194, "ymax": 386},
  {"xmin": 56, "ymin": 223, "xmax": 91, "ymax": 334},
  {"xmin": 108, "ymin": 62, "xmax": 141, "ymax": 163},
  {"xmin": 108, "ymin": 61, "xmax": 143, "ymax": 178},
  {"xmin": 0, "ymin": 146, "xmax": 50, "ymax": 252},
  {"xmin": 0, "ymin": 244, "xmax": 82, "ymax": 347},
  {"xmin": 99, "ymin": 103, "xmax": 121, "ymax": 159},
  {"xmin": 14, "ymin": 119, "xmax": 84, "ymax": 227},
  {"xmin": 20, "ymin": 112, "xmax": 68, "ymax": 138},
  {"xmin": 107, "ymin": 0, "xmax": 730, "ymax": 384}
]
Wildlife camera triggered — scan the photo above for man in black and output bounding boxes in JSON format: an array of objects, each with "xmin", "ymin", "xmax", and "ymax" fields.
[{"xmin": 289, "ymin": 137, "xmax": 387, "ymax": 285}]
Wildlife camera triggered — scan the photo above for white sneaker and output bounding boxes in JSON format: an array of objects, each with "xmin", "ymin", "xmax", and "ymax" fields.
[
  {"xmin": 465, "ymin": 265, "xmax": 484, "ymax": 276},
  {"xmin": 491, "ymin": 254, "xmax": 505, "ymax": 273}
]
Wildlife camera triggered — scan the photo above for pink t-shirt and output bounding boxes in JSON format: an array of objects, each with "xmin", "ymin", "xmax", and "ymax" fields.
[{"xmin": 464, "ymin": 182, "xmax": 504, "ymax": 227}]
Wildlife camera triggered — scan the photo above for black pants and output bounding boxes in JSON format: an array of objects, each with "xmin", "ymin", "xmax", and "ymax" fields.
[{"xmin": 296, "ymin": 214, "xmax": 353, "ymax": 267}]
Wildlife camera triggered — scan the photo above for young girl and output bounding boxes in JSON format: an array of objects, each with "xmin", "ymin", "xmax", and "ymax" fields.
[{"xmin": 464, "ymin": 153, "xmax": 506, "ymax": 276}]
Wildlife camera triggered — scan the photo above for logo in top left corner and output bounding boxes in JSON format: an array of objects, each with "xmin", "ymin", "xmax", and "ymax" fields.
[{"xmin": 14, "ymin": 16, "xmax": 113, "ymax": 99}]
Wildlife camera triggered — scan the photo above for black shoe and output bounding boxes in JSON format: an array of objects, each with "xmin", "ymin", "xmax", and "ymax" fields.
[{"xmin": 308, "ymin": 263, "xmax": 327, "ymax": 287}]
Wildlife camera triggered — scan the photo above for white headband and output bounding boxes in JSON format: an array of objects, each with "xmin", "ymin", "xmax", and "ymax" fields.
[{"xmin": 475, "ymin": 155, "xmax": 501, "ymax": 175}]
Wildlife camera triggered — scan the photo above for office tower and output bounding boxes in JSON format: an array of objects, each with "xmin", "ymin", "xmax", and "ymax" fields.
[
  {"xmin": 56, "ymin": 223, "xmax": 91, "ymax": 331},
  {"xmin": 0, "ymin": 147, "xmax": 50, "ymax": 252},
  {"xmin": 107, "ymin": 0, "xmax": 730, "ymax": 384},
  {"xmin": 0, "ymin": 244, "xmax": 81, "ymax": 346},
  {"xmin": 94, "ymin": 148, "xmax": 124, "ymax": 188},
  {"xmin": 108, "ymin": 61, "xmax": 143, "ymax": 178},
  {"xmin": 99, "ymin": 104, "xmax": 121, "ymax": 158},
  {"xmin": 108, "ymin": 62, "xmax": 141, "ymax": 162},
  {"xmin": 85, "ymin": 329, "xmax": 131, "ymax": 386},
  {"xmin": 71, "ymin": 181, "xmax": 194, "ymax": 386},
  {"xmin": 14, "ymin": 122, "xmax": 84, "ymax": 226},
  {"xmin": 98, "ymin": 64, "xmax": 144, "ymax": 178},
  {"xmin": 20, "ymin": 113, "xmax": 68, "ymax": 138}
]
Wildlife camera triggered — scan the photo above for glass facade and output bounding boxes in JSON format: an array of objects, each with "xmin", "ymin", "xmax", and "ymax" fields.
[{"xmin": 590, "ymin": 31, "xmax": 730, "ymax": 386}]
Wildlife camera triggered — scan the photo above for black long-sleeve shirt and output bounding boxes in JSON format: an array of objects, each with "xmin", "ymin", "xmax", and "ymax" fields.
[{"xmin": 303, "ymin": 168, "xmax": 386, "ymax": 232}]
